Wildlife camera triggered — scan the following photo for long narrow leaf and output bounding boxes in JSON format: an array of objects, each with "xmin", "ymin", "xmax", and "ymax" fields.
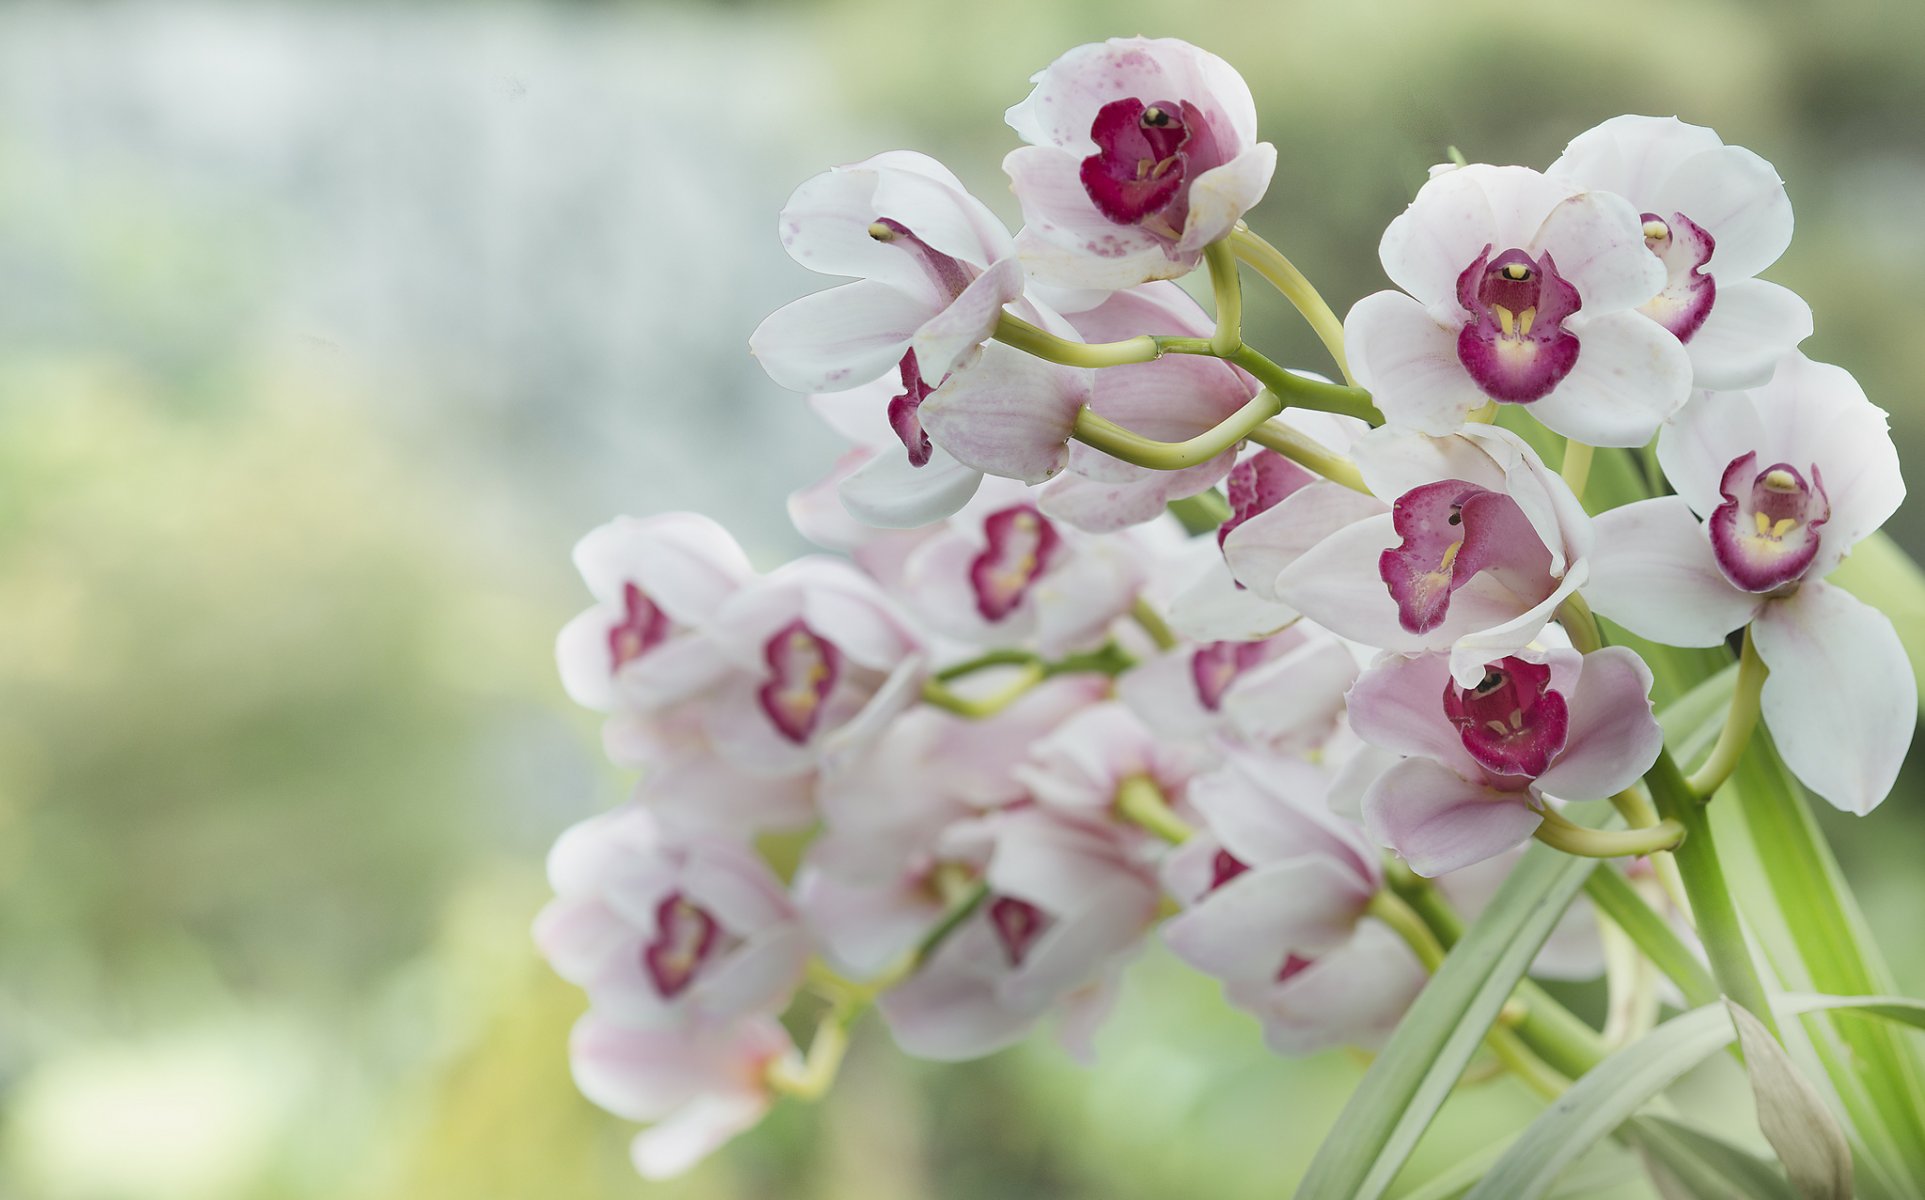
[
  {"xmin": 1622, "ymin": 1116, "xmax": 1797, "ymax": 1200},
  {"xmin": 1294, "ymin": 841, "xmax": 1598, "ymax": 1199},
  {"xmin": 1463, "ymin": 995, "xmax": 1925, "ymax": 1200}
]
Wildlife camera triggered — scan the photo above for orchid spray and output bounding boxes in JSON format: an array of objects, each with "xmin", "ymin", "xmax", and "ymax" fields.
[{"xmin": 538, "ymin": 36, "xmax": 1925, "ymax": 1196}]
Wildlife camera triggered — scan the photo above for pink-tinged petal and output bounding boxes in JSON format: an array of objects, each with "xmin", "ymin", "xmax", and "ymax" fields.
[
  {"xmin": 1680, "ymin": 277, "xmax": 1812, "ymax": 391},
  {"xmin": 867, "ymin": 154, "xmax": 1015, "ymax": 267},
  {"xmin": 631, "ymin": 1092, "xmax": 771, "ymax": 1181},
  {"xmin": 1167, "ymin": 556, "xmax": 1299, "ymax": 642},
  {"xmin": 534, "ymin": 895, "xmax": 629, "ymax": 986},
  {"xmin": 1377, "ymin": 168, "xmax": 1500, "ymax": 308},
  {"xmin": 1530, "ymin": 189, "xmax": 1668, "ymax": 314},
  {"xmin": 1054, "ymin": 976, "xmax": 1122, "ymax": 1066},
  {"xmin": 1222, "ymin": 636, "xmax": 1361, "ymax": 745},
  {"xmin": 1235, "ymin": 919, "xmax": 1426, "ymax": 1056},
  {"xmin": 1345, "ymin": 291, "xmax": 1492, "ymax": 434},
  {"xmin": 1345, "ymin": 651, "xmax": 1473, "ymax": 766},
  {"xmin": 1175, "ymin": 142, "xmax": 1277, "ymax": 252},
  {"xmin": 1189, "ymin": 752, "xmax": 1378, "ymax": 880},
  {"xmin": 574, "ymin": 513, "xmax": 754, "ymax": 615},
  {"xmin": 1707, "ymin": 454, "xmax": 1829, "ymax": 593},
  {"xmin": 691, "ymin": 925, "xmax": 811, "ymax": 1021},
  {"xmin": 876, "ymin": 924, "xmax": 1038, "ymax": 1060},
  {"xmin": 749, "ymin": 280, "xmax": 928, "ymax": 394},
  {"xmin": 1583, "ymin": 497, "xmax": 1759, "ymax": 646},
  {"xmin": 836, "ymin": 444, "xmax": 983, "ymax": 530},
  {"xmin": 570, "ymin": 1015, "xmax": 706, "ymax": 1122},
  {"xmin": 912, "ymin": 256, "xmax": 1027, "ymax": 384},
  {"xmin": 918, "ymin": 345, "xmax": 1088, "ymax": 485},
  {"xmin": 1274, "ymin": 513, "xmax": 1427, "ymax": 650},
  {"xmin": 1446, "ymin": 569, "xmax": 1585, "ymax": 688},
  {"xmin": 1039, "ymin": 453, "xmax": 1234, "ymax": 533},
  {"xmin": 1524, "ymin": 312, "xmax": 1693, "ymax": 447},
  {"xmin": 778, "ymin": 163, "xmax": 930, "ymax": 295},
  {"xmin": 1162, "ymin": 857, "xmax": 1367, "ymax": 983},
  {"xmin": 616, "ymin": 635, "xmax": 736, "ymax": 710},
  {"xmin": 796, "ymin": 869, "xmax": 946, "ymax": 977},
  {"xmin": 1362, "ymin": 757, "xmax": 1542, "ymax": 877},
  {"xmin": 1003, "ymin": 147, "xmax": 1174, "ymax": 289},
  {"xmin": 1222, "ymin": 481, "xmax": 1386, "ymax": 599},
  {"xmin": 635, "ymin": 752, "xmax": 817, "ymax": 837},
  {"xmin": 1752, "ymin": 582, "xmax": 1915, "ymax": 815},
  {"xmin": 1534, "ymin": 647, "xmax": 1664, "ymax": 800},
  {"xmin": 1005, "ymin": 36, "xmax": 1258, "ymax": 153},
  {"xmin": 1655, "ymin": 142, "xmax": 1794, "ymax": 282},
  {"xmin": 1028, "ymin": 542, "xmax": 1146, "ymax": 658}
]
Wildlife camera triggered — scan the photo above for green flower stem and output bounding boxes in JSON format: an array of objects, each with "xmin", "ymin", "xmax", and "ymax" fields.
[
  {"xmin": 993, "ymin": 311, "xmax": 1158, "ymax": 367},
  {"xmin": 1208, "ymin": 342, "xmax": 1382, "ymax": 425},
  {"xmin": 1387, "ymin": 869, "xmax": 1605, "ymax": 1080},
  {"xmin": 919, "ymin": 661, "xmax": 1046, "ymax": 718},
  {"xmin": 1645, "ymin": 745, "xmax": 1781, "ymax": 1040},
  {"xmin": 1072, "ymin": 389, "xmax": 1284, "ymax": 471},
  {"xmin": 1204, "ymin": 238, "xmax": 1242, "ymax": 357},
  {"xmin": 1115, "ymin": 775, "xmax": 1194, "ymax": 844},
  {"xmin": 1245, "ymin": 420, "xmax": 1372, "ymax": 494},
  {"xmin": 1532, "ymin": 807, "xmax": 1685, "ymax": 859},
  {"xmin": 934, "ymin": 648, "xmax": 1044, "ymax": 683},
  {"xmin": 1130, "ymin": 596, "xmax": 1179, "ymax": 651},
  {"xmin": 1582, "ymin": 862, "xmax": 1719, "ymax": 1009},
  {"xmin": 1684, "ymin": 625, "xmax": 1766, "ymax": 799},
  {"xmin": 1368, "ymin": 889, "xmax": 1571, "ymax": 1099},
  {"xmin": 766, "ymin": 1008, "xmax": 852, "ymax": 1100},
  {"xmin": 1561, "ymin": 439, "xmax": 1595, "ymax": 502},
  {"xmin": 1608, "ymin": 785, "xmax": 1693, "ymax": 918},
  {"xmin": 1167, "ymin": 489, "xmax": 1231, "ymax": 534},
  {"xmin": 1227, "ymin": 224, "xmax": 1355, "ymax": 385},
  {"xmin": 1557, "ymin": 593, "xmax": 1604, "ymax": 655}
]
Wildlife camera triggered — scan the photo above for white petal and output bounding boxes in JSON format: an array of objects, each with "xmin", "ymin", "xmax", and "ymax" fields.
[
  {"xmin": 1377, "ymin": 167, "xmax": 1499, "ymax": 308},
  {"xmin": 838, "ymin": 446, "xmax": 983, "ymax": 530},
  {"xmin": 869, "ymin": 157, "xmax": 1015, "ymax": 267},
  {"xmin": 1038, "ymin": 454, "xmax": 1233, "ymax": 533},
  {"xmin": 1656, "ymin": 389, "xmax": 1765, "ymax": 517},
  {"xmin": 1221, "ymin": 480, "xmax": 1385, "ymax": 599},
  {"xmin": 1583, "ymin": 497, "xmax": 1759, "ymax": 646},
  {"xmin": 1527, "ymin": 311, "xmax": 1693, "ymax": 447},
  {"xmin": 911, "ymin": 256, "xmax": 1026, "ymax": 383},
  {"xmin": 749, "ymin": 280, "xmax": 924, "ymax": 393},
  {"xmin": 1362, "ymin": 757, "xmax": 1543, "ymax": 877},
  {"xmin": 1656, "ymin": 143, "xmax": 1794, "ymax": 281},
  {"xmin": 1167, "ymin": 557, "xmax": 1300, "ymax": 642},
  {"xmin": 1534, "ymin": 647, "xmax": 1664, "ymax": 800},
  {"xmin": 1345, "ymin": 291, "xmax": 1490, "ymax": 435},
  {"xmin": 1003, "ymin": 146, "xmax": 1176, "ymax": 289},
  {"xmin": 1753, "ymin": 582, "xmax": 1915, "ymax": 815},
  {"xmin": 1532, "ymin": 189, "xmax": 1667, "ymax": 313},
  {"xmin": 1176, "ymin": 143, "xmax": 1277, "ymax": 253},
  {"xmin": 1548, "ymin": 115, "xmax": 1725, "ymax": 205},
  {"xmin": 631, "ymin": 1092, "xmax": 770, "ymax": 1181},
  {"xmin": 918, "ymin": 345, "xmax": 1087, "ymax": 484},
  {"xmin": 1161, "ymin": 857, "xmax": 1364, "ymax": 982},
  {"xmin": 1684, "ymin": 278, "xmax": 1813, "ymax": 391}
]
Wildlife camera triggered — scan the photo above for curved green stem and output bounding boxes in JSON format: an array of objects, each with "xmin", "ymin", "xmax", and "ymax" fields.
[
  {"xmin": 1228, "ymin": 225, "xmax": 1355, "ymax": 385},
  {"xmin": 766, "ymin": 1009, "xmax": 851, "ymax": 1100},
  {"xmin": 1167, "ymin": 489, "xmax": 1231, "ymax": 534},
  {"xmin": 1646, "ymin": 745, "xmax": 1780, "ymax": 1040},
  {"xmin": 1685, "ymin": 625, "xmax": 1766, "ymax": 799},
  {"xmin": 1204, "ymin": 238, "xmax": 1242, "ymax": 357},
  {"xmin": 934, "ymin": 648, "xmax": 1043, "ymax": 683},
  {"xmin": 1533, "ymin": 807, "xmax": 1685, "ymax": 859},
  {"xmin": 1561, "ymin": 439, "xmax": 1595, "ymax": 503},
  {"xmin": 1609, "ymin": 785, "xmax": 1692, "ymax": 918},
  {"xmin": 1583, "ymin": 863, "xmax": 1719, "ymax": 1008},
  {"xmin": 1072, "ymin": 389, "xmax": 1283, "ymax": 471},
  {"xmin": 919, "ymin": 661, "xmax": 1046, "ymax": 718},
  {"xmin": 1557, "ymin": 593, "xmax": 1603, "ymax": 655},
  {"xmin": 1130, "ymin": 596, "xmax": 1178, "ymax": 651},
  {"xmin": 1215, "ymin": 343, "xmax": 1382, "ymax": 425},
  {"xmin": 1115, "ymin": 775, "xmax": 1194, "ymax": 843},
  {"xmin": 1246, "ymin": 420, "xmax": 1372, "ymax": 494},
  {"xmin": 993, "ymin": 311, "xmax": 1157, "ymax": 367}
]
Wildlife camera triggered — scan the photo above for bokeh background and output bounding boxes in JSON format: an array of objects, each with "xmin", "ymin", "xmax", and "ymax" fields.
[{"xmin": 4, "ymin": 1, "xmax": 1924, "ymax": 1196}]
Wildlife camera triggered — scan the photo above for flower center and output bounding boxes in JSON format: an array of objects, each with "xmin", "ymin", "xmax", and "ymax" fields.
[
  {"xmin": 988, "ymin": 895, "xmax": 1052, "ymax": 967},
  {"xmin": 641, "ymin": 891, "xmax": 724, "ymax": 999},
  {"xmin": 1378, "ymin": 479, "xmax": 1552, "ymax": 635},
  {"xmin": 1636, "ymin": 211, "xmax": 1716, "ymax": 342},
  {"xmin": 887, "ymin": 348, "xmax": 936, "ymax": 468},
  {"xmin": 1078, "ymin": 97, "xmax": 1224, "ymax": 235},
  {"xmin": 1191, "ymin": 640, "xmax": 1280, "ymax": 711},
  {"xmin": 608, "ymin": 581, "xmax": 669, "ymax": 672},
  {"xmin": 757, "ymin": 619, "xmax": 842, "ymax": 744},
  {"xmin": 969, "ymin": 504, "xmax": 1063, "ymax": 621},
  {"xmin": 1209, "ymin": 848, "xmax": 1251, "ymax": 890},
  {"xmin": 1454, "ymin": 246, "xmax": 1583, "ymax": 404},
  {"xmin": 1441, "ymin": 656, "xmax": 1570, "ymax": 778},
  {"xmin": 1707, "ymin": 452, "xmax": 1830, "ymax": 593}
]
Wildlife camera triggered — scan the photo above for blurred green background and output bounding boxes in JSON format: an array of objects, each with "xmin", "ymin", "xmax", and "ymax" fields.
[{"xmin": 3, "ymin": 1, "xmax": 1923, "ymax": 1196}]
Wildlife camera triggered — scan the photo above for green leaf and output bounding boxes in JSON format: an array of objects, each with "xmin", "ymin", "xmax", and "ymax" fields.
[
  {"xmin": 1463, "ymin": 995, "xmax": 1925, "ymax": 1200},
  {"xmin": 1830, "ymin": 530, "xmax": 1925, "ymax": 714},
  {"xmin": 1726, "ymin": 1000, "xmax": 1853, "ymax": 1199},
  {"xmin": 1621, "ymin": 1116, "xmax": 1797, "ymax": 1200},
  {"xmin": 1294, "ymin": 841, "xmax": 1598, "ymax": 1200}
]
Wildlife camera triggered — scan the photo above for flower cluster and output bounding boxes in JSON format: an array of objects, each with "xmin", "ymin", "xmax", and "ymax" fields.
[{"xmin": 536, "ymin": 37, "xmax": 1911, "ymax": 1179}]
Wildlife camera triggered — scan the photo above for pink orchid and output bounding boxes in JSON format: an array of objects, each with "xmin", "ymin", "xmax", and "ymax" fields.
[
  {"xmin": 897, "ymin": 479, "xmax": 1145, "ymax": 657},
  {"xmin": 1159, "ymin": 752, "xmax": 1425, "ymax": 1054},
  {"xmin": 1013, "ymin": 701, "xmax": 1218, "ymax": 825},
  {"xmin": 1229, "ymin": 424, "xmax": 1592, "ymax": 686},
  {"xmin": 1348, "ymin": 647, "xmax": 1664, "ymax": 876},
  {"xmin": 569, "ymin": 1012, "xmax": 793, "ymax": 1180},
  {"xmin": 797, "ymin": 677, "xmax": 1109, "ymax": 976},
  {"xmin": 796, "ymin": 377, "xmax": 986, "ymax": 532},
  {"xmin": 1345, "ymin": 164, "xmax": 1692, "ymax": 446},
  {"xmin": 876, "ymin": 807, "xmax": 1159, "ymax": 1062},
  {"xmin": 602, "ymin": 707, "xmax": 817, "ymax": 836},
  {"xmin": 533, "ymin": 805, "xmax": 810, "ymax": 1028},
  {"xmin": 1584, "ymin": 354, "xmax": 1912, "ymax": 813},
  {"xmin": 1548, "ymin": 115, "xmax": 1811, "ymax": 390},
  {"xmin": 1117, "ymin": 623, "xmax": 1360, "ymax": 754},
  {"xmin": 555, "ymin": 513, "xmax": 755, "ymax": 714},
  {"xmin": 750, "ymin": 151, "xmax": 1025, "ymax": 396},
  {"xmin": 1003, "ymin": 37, "xmax": 1277, "ymax": 289}
]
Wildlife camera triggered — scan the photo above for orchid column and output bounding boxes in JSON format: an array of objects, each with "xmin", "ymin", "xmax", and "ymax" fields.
[{"xmin": 536, "ymin": 34, "xmax": 1925, "ymax": 1199}]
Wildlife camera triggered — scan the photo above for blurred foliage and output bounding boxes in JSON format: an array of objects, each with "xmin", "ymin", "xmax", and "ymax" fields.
[{"xmin": 0, "ymin": 0, "xmax": 1921, "ymax": 1196}]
